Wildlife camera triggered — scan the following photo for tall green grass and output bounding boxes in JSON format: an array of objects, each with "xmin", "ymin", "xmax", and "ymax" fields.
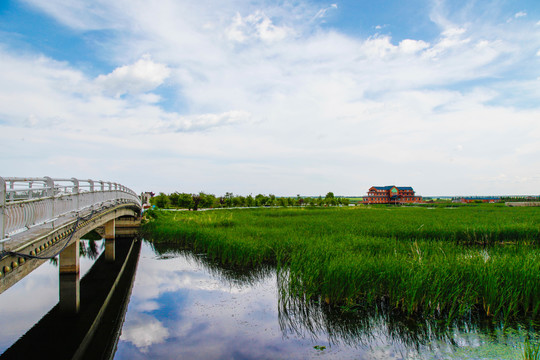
[
  {"xmin": 522, "ymin": 339, "xmax": 540, "ymax": 360},
  {"xmin": 142, "ymin": 206, "xmax": 540, "ymax": 321}
]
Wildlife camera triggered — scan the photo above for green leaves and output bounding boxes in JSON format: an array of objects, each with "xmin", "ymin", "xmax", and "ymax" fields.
[{"xmin": 143, "ymin": 206, "xmax": 540, "ymax": 322}]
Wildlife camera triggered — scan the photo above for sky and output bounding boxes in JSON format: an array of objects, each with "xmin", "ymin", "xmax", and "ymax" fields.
[{"xmin": 0, "ymin": 0, "xmax": 539, "ymax": 197}]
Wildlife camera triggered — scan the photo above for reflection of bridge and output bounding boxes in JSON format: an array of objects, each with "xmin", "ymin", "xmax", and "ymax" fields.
[
  {"xmin": 1, "ymin": 238, "xmax": 142, "ymax": 359},
  {"xmin": 0, "ymin": 177, "xmax": 141, "ymax": 313}
]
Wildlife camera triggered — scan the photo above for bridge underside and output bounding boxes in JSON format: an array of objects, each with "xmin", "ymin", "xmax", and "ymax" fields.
[{"xmin": 0, "ymin": 204, "xmax": 140, "ymax": 295}]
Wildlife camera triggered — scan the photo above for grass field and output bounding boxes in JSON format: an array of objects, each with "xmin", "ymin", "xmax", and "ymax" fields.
[{"xmin": 142, "ymin": 206, "xmax": 540, "ymax": 322}]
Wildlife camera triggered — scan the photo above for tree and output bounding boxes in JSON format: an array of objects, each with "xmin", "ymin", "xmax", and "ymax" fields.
[
  {"xmin": 224, "ymin": 192, "xmax": 234, "ymax": 207},
  {"xmin": 169, "ymin": 192, "xmax": 181, "ymax": 208},
  {"xmin": 152, "ymin": 192, "xmax": 170, "ymax": 208},
  {"xmin": 200, "ymin": 193, "xmax": 217, "ymax": 208},
  {"xmin": 255, "ymin": 194, "xmax": 267, "ymax": 206},
  {"xmin": 233, "ymin": 195, "xmax": 246, "ymax": 207},
  {"xmin": 177, "ymin": 193, "xmax": 195, "ymax": 209},
  {"xmin": 192, "ymin": 194, "xmax": 201, "ymax": 211}
]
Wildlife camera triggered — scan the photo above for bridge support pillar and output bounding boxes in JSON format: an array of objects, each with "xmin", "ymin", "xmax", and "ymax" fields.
[
  {"xmin": 60, "ymin": 238, "xmax": 80, "ymax": 274},
  {"xmin": 105, "ymin": 219, "xmax": 115, "ymax": 262},
  {"xmin": 59, "ymin": 238, "xmax": 80, "ymax": 314}
]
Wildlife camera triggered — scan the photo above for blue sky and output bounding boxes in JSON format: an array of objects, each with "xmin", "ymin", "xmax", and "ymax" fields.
[{"xmin": 1, "ymin": 0, "xmax": 539, "ymax": 196}]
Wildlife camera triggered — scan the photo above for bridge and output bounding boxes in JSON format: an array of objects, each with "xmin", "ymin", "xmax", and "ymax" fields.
[{"xmin": 0, "ymin": 177, "xmax": 142, "ymax": 313}]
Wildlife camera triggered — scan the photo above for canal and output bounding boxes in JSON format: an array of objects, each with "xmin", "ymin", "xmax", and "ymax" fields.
[{"xmin": 0, "ymin": 239, "xmax": 536, "ymax": 359}]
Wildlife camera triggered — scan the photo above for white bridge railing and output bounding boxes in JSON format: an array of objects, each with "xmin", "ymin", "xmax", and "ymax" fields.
[{"xmin": 0, "ymin": 177, "xmax": 141, "ymax": 241}]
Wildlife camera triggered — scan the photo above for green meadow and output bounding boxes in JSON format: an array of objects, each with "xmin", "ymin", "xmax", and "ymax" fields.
[{"xmin": 142, "ymin": 206, "xmax": 540, "ymax": 322}]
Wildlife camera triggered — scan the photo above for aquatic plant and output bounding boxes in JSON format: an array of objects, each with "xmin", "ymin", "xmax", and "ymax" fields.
[
  {"xmin": 522, "ymin": 339, "xmax": 540, "ymax": 360},
  {"xmin": 142, "ymin": 206, "xmax": 540, "ymax": 322}
]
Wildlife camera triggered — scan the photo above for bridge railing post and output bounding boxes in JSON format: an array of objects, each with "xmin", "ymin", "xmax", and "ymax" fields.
[
  {"xmin": 114, "ymin": 183, "xmax": 119, "ymax": 205},
  {"xmin": 0, "ymin": 177, "xmax": 5, "ymax": 240},
  {"xmin": 8, "ymin": 180, "xmax": 14, "ymax": 202},
  {"xmin": 28, "ymin": 181, "xmax": 33, "ymax": 200},
  {"xmin": 88, "ymin": 179, "xmax": 95, "ymax": 210},
  {"xmin": 71, "ymin": 178, "xmax": 79, "ymax": 212},
  {"xmin": 27, "ymin": 182, "xmax": 35, "ymax": 228},
  {"xmin": 44, "ymin": 177, "xmax": 55, "ymax": 228},
  {"xmin": 99, "ymin": 181, "xmax": 104, "ymax": 207}
]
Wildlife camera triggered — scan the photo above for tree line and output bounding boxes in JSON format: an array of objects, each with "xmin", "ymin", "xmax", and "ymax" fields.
[{"xmin": 148, "ymin": 191, "xmax": 350, "ymax": 210}]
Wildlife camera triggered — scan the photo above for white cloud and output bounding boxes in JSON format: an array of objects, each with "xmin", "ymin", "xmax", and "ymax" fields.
[
  {"xmin": 226, "ymin": 11, "xmax": 291, "ymax": 43},
  {"xmin": 398, "ymin": 39, "xmax": 430, "ymax": 54},
  {"xmin": 441, "ymin": 27, "xmax": 466, "ymax": 37},
  {"xmin": 120, "ymin": 313, "xmax": 169, "ymax": 352},
  {"xmin": 163, "ymin": 111, "xmax": 252, "ymax": 132},
  {"xmin": 431, "ymin": 27, "xmax": 470, "ymax": 54},
  {"xmin": 514, "ymin": 11, "xmax": 527, "ymax": 18},
  {"xmin": 2, "ymin": 0, "xmax": 540, "ymax": 195},
  {"xmin": 0, "ymin": 48, "xmax": 245, "ymax": 138},
  {"xmin": 313, "ymin": 3, "xmax": 338, "ymax": 21},
  {"xmin": 95, "ymin": 55, "xmax": 170, "ymax": 96}
]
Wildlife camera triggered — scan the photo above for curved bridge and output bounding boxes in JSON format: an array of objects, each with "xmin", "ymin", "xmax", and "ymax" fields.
[{"xmin": 0, "ymin": 177, "xmax": 142, "ymax": 306}]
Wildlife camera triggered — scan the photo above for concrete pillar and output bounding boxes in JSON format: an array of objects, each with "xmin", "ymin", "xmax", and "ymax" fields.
[
  {"xmin": 60, "ymin": 238, "xmax": 80, "ymax": 274},
  {"xmin": 59, "ymin": 238, "xmax": 80, "ymax": 314},
  {"xmin": 104, "ymin": 219, "xmax": 115, "ymax": 262}
]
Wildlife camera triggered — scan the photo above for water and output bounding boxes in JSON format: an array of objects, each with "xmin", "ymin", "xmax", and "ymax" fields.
[
  {"xmin": 0, "ymin": 239, "xmax": 103, "ymax": 353},
  {"xmin": 0, "ymin": 240, "xmax": 536, "ymax": 359},
  {"xmin": 114, "ymin": 242, "xmax": 533, "ymax": 359}
]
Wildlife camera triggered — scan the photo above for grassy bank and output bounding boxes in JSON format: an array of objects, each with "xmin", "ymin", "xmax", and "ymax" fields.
[{"xmin": 142, "ymin": 206, "xmax": 540, "ymax": 321}]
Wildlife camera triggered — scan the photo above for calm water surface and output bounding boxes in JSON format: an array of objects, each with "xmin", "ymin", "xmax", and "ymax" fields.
[
  {"xmin": 0, "ymin": 239, "xmax": 103, "ymax": 353},
  {"xmin": 114, "ymin": 242, "xmax": 533, "ymax": 359},
  {"xmin": 0, "ymin": 240, "xmax": 535, "ymax": 359}
]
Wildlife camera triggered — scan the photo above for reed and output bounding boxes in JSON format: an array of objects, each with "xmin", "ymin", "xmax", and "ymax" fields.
[
  {"xmin": 522, "ymin": 339, "xmax": 540, "ymax": 360},
  {"xmin": 142, "ymin": 206, "xmax": 540, "ymax": 321}
]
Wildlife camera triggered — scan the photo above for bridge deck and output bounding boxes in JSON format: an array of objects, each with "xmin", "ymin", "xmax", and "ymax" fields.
[{"xmin": 0, "ymin": 204, "xmax": 140, "ymax": 294}]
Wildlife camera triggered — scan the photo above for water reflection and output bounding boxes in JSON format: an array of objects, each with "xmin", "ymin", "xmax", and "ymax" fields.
[
  {"xmin": 1, "ymin": 238, "xmax": 140, "ymax": 359},
  {"xmin": 116, "ymin": 241, "xmax": 537, "ymax": 359},
  {"xmin": 79, "ymin": 238, "xmax": 100, "ymax": 260},
  {"xmin": 150, "ymin": 241, "xmax": 274, "ymax": 286},
  {"xmin": 0, "ymin": 239, "xmax": 104, "ymax": 354},
  {"xmin": 278, "ymin": 289, "xmax": 539, "ymax": 358},
  {"xmin": 116, "ymin": 241, "xmax": 334, "ymax": 359}
]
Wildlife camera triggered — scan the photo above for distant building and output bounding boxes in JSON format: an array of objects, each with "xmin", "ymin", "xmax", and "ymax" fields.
[
  {"xmin": 140, "ymin": 192, "xmax": 155, "ymax": 209},
  {"xmin": 452, "ymin": 196, "xmax": 500, "ymax": 204},
  {"xmin": 363, "ymin": 186, "xmax": 422, "ymax": 205}
]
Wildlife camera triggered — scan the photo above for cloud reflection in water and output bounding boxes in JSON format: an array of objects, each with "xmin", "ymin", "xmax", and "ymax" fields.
[
  {"xmin": 114, "ymin": 242, "xmax": 530, "ymax": 360},
  {"xmin": 115, "ymin": 242, "xmax": 349, "ymax": 359},
  {"xmin": 0, "ymin": 240, "xmax": 104, "ymax": 353}
]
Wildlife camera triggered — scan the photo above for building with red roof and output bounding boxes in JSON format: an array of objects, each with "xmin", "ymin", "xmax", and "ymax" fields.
[{"xmin": 363, "ymin": 185, "xmax": 422, "ymax": 205}]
